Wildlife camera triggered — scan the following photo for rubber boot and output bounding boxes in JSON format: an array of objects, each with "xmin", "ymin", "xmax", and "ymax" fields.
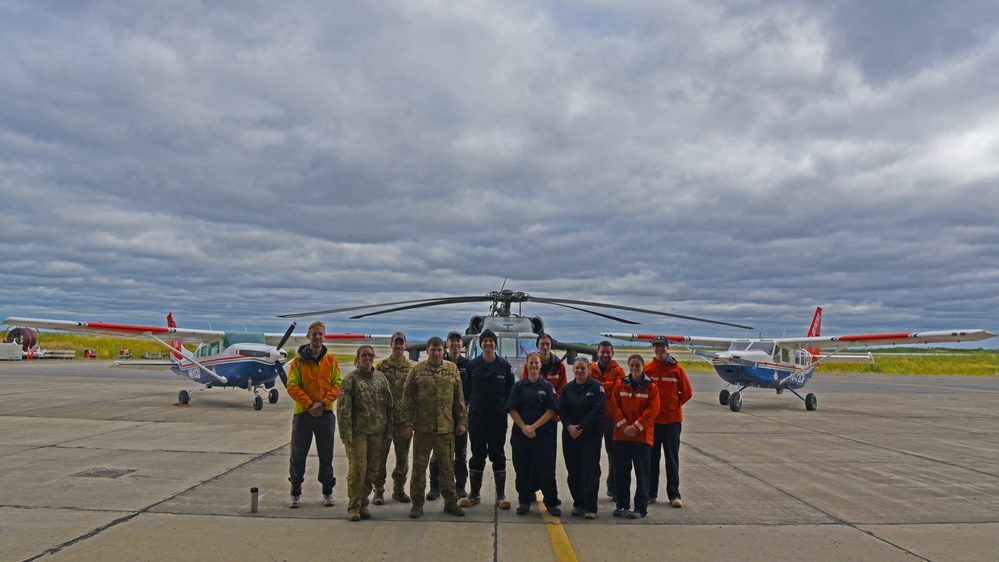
[
  {"xmin": 458, "ymin": 469, "xmax": 483, "ymax": 507},
  {"xmin": 495, "ymin": 470, "xmax": 511, "ymax": 509},
  {"xmin": 426, "ymin": 459, "xmax": 441, "ymax": 501}
]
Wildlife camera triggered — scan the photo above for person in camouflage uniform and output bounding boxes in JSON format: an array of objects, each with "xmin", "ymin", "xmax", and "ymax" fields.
[
  {"xmin": 373, "ymin": 331, "xmax": 414, "ymax": 504},
  {"xmin": 338, "ymin": 345, "xmax": 393, "ymax": 521},
  {"xmin": 400, "ymin": 336, "xmax": 468, "ymax": 519}
]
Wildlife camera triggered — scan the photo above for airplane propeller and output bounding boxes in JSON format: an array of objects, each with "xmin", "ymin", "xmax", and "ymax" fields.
[
  {"xmin": 279, "ymin": 290, "xmax": 752, "ymax": 330},
  {"xmin": 274, "ymin": 322, "xmax": 296, "ymax": 386}
]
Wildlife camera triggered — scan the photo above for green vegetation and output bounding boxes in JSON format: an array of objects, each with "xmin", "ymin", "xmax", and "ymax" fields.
[
  {"xmin": 36, "ymin": 333, "xmax": 169, "ymax": 359},
  {"xmin": 818, "ymin": 350, "xmax": 999, "ymax": 376}
]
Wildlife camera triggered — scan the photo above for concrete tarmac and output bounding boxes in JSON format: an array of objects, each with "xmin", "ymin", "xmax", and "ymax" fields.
[{"xmin": 1, "ymin": 361, "xmax": 997, "ymax": 561}]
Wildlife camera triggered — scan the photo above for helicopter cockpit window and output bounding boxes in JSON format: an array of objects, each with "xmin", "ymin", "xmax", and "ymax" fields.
[{"xmin": 498, "ymin": 337, "xmax": 517, "ymax": 357}]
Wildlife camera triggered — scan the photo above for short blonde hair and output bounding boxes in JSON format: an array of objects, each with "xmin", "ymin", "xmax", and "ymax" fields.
[{"xmin": 307, "ymin": 320, "xmax": 326, "ymax": 334}]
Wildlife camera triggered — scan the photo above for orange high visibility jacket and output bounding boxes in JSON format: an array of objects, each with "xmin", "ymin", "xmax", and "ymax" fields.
[
  {"xmin": 609, "ymin": 374, "xmax": 660, "ymax": 445},
  {"xmin": 286, "ymin": 345, "xmax": 341, "ymax": 415},
  {"xmin": 644, "ymin": 356, "xmax": 692, "ymax": 425},
  {"xmin": 590, "ymin": 360, "xmax": 626, "ymax": 419}
]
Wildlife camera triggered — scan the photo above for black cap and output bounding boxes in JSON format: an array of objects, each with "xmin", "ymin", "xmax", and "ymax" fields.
[
  {"xmin": 447, "ymin": 330, "xmax": 463, "ymax": 341},
  {"xmin": 479, "ymin": 329, "xmax": 497, "ymax": 344},
  {"xmin": 651, "ymin": 335, "xmax": 669, "ymax": 347}
]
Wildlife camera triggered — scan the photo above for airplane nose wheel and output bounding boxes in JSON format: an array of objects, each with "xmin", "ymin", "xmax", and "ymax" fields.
[
  {"xmin": 178, "ymin": 390, "xmax": 190, "ymax": 405},
  {"xmin": 253, "ymin": 395, "xmax": 264, "ymax": 410},
  {"xmin": 805, "ymin": 393, "xmax": 817, "ymax": 411},
  {"xmin": 268, "ymin": 389, "xmax": 280, "ymax": 404},
  {"xmin": 719, "ymin": 389, "xmax": 730, "ymax": 406},
  {"xmin": 729, "ymin": 392, "xmax": 742, "ymax": 412}
]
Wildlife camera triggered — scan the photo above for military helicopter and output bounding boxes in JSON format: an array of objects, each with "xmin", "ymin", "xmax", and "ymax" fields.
[{"xmin": 280, "ymin": 287, "xmax": 752, "ymax": 371}]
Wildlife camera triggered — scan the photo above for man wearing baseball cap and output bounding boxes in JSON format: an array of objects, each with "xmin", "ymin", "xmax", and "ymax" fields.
[
  {"xmin": 373, "ymin": 331, "xmax": 414, "ymax": 504},
  {"xmin": 643, "ymin": 335, "xmax": 692, "ymax": 507}
]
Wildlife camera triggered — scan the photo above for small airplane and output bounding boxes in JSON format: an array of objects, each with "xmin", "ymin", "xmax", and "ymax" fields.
[
  {"xmin": 3, "ymin": 315, "xmax": 390, "ymax": 410},
  {"xmin": 279, "ymin": 284, "xmax": 754, "ymax": 372},
  {"xmin": 603, "ymin": 307, "xmax": 996, "ymax": 412}
]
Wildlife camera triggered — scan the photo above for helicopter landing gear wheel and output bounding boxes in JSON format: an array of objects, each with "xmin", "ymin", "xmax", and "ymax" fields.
[
  {"xmin": 178, "ymin": 390, "xmax": 190, "ymax": 405},
  {"xmin": 253, "ymin": 396, "xmax": 264, "ymax": 410},
  {"xmin": 729, "ymin": 392, "xmax": 742, "ymax": 412},
  {"xmin": 268, "ymin": 389, "xmax": 280, "ymax": 404},
  {"xmin": 719, "ymin": 389, "xmax": 730, "ymax": 406},
  {"xmin": 805, "ymin": 393, "xmax": 817, "ymax": 411}
]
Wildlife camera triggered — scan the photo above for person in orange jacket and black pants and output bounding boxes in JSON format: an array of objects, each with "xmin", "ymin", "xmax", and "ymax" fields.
[
  {"xmin": 644, "ymin": 336, "xmax": 692, "ymax": 507},
  {"xmin": 609, "ymin": 354, "xmax": 659, "ymax": 519},
  {"xmin": 590, "ymin": 341, "xmax": 627, "ymax": 501}
]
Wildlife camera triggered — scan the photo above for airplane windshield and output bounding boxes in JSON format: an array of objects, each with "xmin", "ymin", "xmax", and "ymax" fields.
[
  {"xmin": 748, "ymin": 341, "xmax": 775, "ymax": 354},
  {"xmin": 728, "ymin": 341, "xmax": 752, "ymax": 351}
]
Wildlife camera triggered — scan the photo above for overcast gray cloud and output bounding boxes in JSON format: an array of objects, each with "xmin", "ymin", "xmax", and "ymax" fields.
[{"xmin": 2, "ymin": 0, "xmax": 997, "ymax": 345}]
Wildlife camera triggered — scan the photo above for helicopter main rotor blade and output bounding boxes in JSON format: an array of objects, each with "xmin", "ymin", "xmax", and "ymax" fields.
[
  {"xmin": 531, "ymin": 297, "xmax": 753, "ymax": 330},
  {"xmin": 349, "ymin": 297, "xmax": 495, "ymax": 319},
  {"xmin": 278, "ymin": 296, "xmax": 494, "ymax": 318},
  {"xmin": 546, "ymin": 302, "xmax": 640, "ymax": 325}
]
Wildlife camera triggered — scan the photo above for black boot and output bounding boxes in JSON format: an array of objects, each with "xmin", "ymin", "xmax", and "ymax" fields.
[
  {"xmin": 426, "ymin": 459, "xmax": 441, "ymax": 501},
  {"xmin": 456, "ymin": 476, "xmax": 468, "ymax": 499},
  {"xmin": 495, "ymin": 470, "xmax": 511, "ymax": 509},
  {"xmin": 459, "ymin": 469, "xmax": 482, "ymax": 507}
]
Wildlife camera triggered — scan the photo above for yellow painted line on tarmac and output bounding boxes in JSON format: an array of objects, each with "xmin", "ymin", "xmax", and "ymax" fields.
[{"xmin": 537, "ymin": 491, "xmax": 579, "ymax": 562}]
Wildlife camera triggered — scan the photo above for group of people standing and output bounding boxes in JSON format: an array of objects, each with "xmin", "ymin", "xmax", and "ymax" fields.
[{"xmin": 284, "ymin": 320, "xmax": 692, "ymax": 522}]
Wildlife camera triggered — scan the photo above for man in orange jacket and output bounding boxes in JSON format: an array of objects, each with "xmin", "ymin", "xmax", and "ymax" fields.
[
  {"xmin": 286, "ymin": 320, "xmax": 342, "ymax": 508},
  {"xmin": 609, "ymin": 354, "xmax": 659, "ymax": 519},
  {"xmin": 590, "ymin": 341, "xmax": 627, "ymax": 501},
  {"xmin": 644, "ymin": 336, "xmax": 692, "ymax": 507}
]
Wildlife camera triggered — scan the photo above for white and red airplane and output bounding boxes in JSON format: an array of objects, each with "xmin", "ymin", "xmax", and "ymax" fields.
[
  {"xmin": 3, "ymin": 315, "xmax": 390, "ymax": 410},
  {"xmin": 603, "ymin": 307, "xmax": 995, "ymax": 412}
]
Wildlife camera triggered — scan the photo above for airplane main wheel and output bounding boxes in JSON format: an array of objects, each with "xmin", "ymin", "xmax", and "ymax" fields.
[
  {"xmin": 178, "ymin": 390, "xmax": 190, "ymax": 405},
  {"xmin": 719, "ymin": 389, "xmax": 730, "ymax": 406},
  {"xmin": 268, "ymin": 389, "xmax": 280, "ymax": 404},
  {"xmin": 805, "ymin": 393, "xmax": 818, "ymax": 411},
  {"xmin": 253, "ymin": 396, "xmax": 264, "ymax": 411},
  {"xmin": 729, "ymin": 392, "xmax": 743, "ymax": 412}
]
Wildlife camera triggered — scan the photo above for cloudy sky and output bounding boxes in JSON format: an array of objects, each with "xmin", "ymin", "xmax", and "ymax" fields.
[{"xmin": 2, "ymin": 0, "xmax": 997, "ymax": 347}]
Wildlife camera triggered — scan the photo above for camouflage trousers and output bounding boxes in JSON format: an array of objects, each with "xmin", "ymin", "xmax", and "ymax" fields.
[
  {"xmin": 410, "ymin": 431, "xmax": 456, "ymax": 507},
  {"xmin": 344, "ymin": 434, "xmax": 384, "ymax": 515},
  {"xmin": 374, "ymin": 425, "xmax": 411, "ymax": 494}
]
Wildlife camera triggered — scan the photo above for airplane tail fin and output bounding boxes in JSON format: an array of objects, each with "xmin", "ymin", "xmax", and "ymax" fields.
[
  {"xmin": 806, "ymin": 307, "xmax": 822, "ymax": 360},
  {"xmin": 166, "ymin": 313, "xmax": 184, "ymax": 362}
]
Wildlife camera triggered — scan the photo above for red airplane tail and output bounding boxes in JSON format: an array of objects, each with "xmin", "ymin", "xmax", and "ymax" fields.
[
  {"xmin": 166, "ymin": 313, "xmax": 184, "ymax": 361},
  {"xmin": 806, "ymin": 307, "xmax": 822, "ymax": 359}
]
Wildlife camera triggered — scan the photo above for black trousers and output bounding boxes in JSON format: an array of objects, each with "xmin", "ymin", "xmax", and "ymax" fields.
[
  {"xmin": 288, "ymin": 410, "xmax": 337, "ymax": 495},
  {"xmin": 511, "ymin": 429, "xmax": 558, "ymax": 507},
  {"xmin": 613, "ymin": 440, "xmax": 652, "ymax": 515},
  {"xmin": 600, "ymin": 417, "xmax": 616, "ymax": 493},
  {"xmin": 562, "ymin": 428, "xmax": 602, "ymax": 513},
  {"xmin": 650, "ymin": 422, "xmax": 682, "ymax": 501},
  {"xmin": 468, "ymin": 414, "xmax": 508, "ymax": 473}
]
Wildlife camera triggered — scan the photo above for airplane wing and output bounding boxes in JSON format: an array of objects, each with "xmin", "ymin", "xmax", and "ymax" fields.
[
  {"xmin": 269, "ymin": 333, "xmax": 394, "ymax": 347},
  {"xmin": 3, "ymin": 317, "xmax": 222, "ymax": 343},
  {"xmin": 602, "ymin": 329, "xmax": 996, "ymax": 350},
  {"xmin": 776, "ymin": 330, "xmax": 996, "ymax": 349},
  {"xmin": 600, "ymin": 333, "xmax": 736, "ymax": 348}
]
